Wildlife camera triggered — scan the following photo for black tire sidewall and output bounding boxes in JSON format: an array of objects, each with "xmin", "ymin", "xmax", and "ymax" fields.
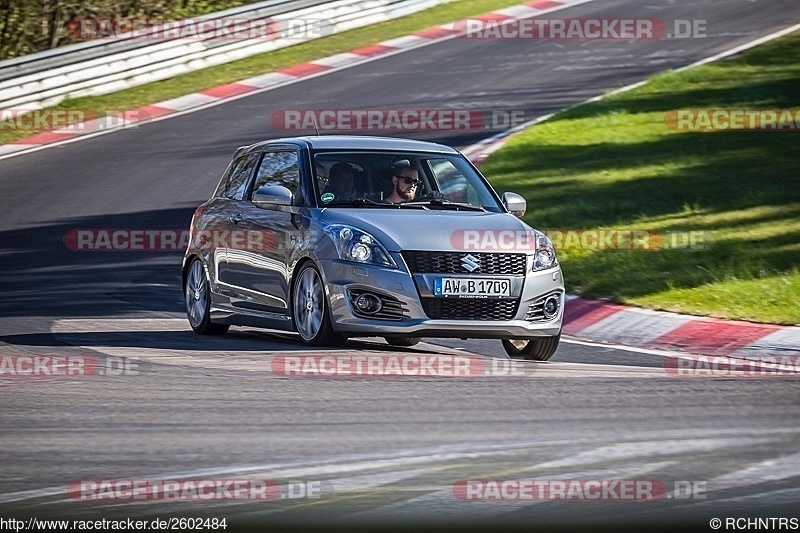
[
  {"xmin": 186, "ymin": 259, "xmax": 218, "ymax": 334},
  {"xmin": 293, "ymin": 263, "xmax": 338, "ymax": 346}
]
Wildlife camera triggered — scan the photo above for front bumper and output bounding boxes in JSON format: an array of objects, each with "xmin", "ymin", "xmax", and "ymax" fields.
[{"xmin": 320, "ymin": 253, "xmax": 564, "ymax": 339}]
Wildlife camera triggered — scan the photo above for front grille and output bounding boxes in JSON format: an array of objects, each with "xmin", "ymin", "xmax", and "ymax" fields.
[
  {"xmin": 348, "ymin": 289, "xmax": 409, "ymax": 320},
  {"xmin": 421, "ymin": 298, "xmax": 518, "ymax": 320},
  {"xmin": 402, "ymin": 251, "xmax": 526, "ymax": 275},
  {"xmin": 525, "ymin": 291, "xmax": 562, "ymax": 321}
]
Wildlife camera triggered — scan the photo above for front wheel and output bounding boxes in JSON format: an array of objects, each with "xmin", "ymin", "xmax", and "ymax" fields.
[
  {"xmin": 502, "ymin": 334, "xmax": 560, "ymax": 361},
  {"xmin": 293, "ymin": 263, "xmax": 347, "ymax": 347},
  {"xmin": 184, "ymin": 258, "xmax": 229, "ymax": 335}
]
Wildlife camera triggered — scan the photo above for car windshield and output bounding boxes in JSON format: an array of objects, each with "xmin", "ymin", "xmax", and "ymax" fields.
[{"xmin": 312, "ymin": 150, "xmax": 503, "ymax": 212}]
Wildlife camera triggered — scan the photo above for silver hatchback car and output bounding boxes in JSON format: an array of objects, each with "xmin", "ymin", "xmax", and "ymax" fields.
[{"xmin": 182, "ymin": 136, "xmax": 564, "ymax": 360}]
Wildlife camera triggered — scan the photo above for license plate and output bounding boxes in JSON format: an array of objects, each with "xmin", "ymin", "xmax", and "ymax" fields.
[{"xmin": 434, "ymin": 278, "xmax": 511, "ymax": 298}]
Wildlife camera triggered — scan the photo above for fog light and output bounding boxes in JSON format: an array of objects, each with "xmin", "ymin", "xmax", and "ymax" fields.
[
  {"xmin": 543, "ymin": 295, "xmax": 560, "ymax": 319},
  {"xmin": 355, "ymin": 293, "xmax": 382, "ymax": 314}
]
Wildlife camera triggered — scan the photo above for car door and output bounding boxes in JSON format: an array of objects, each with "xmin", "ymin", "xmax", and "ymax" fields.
[
  {"xmin": 226, "ymin": 147, "xmax": 303, "ymax": 314},
  {"xmin": 212, "ymin": 152, "xmax": 260, "ymax": 296}
]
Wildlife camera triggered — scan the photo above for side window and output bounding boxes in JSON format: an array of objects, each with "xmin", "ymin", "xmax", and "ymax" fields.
[
  {"xmin": 222, "ymin": 153, "xmax": 259, "ymax": 200},
  {"xmin": 252, "ymin": 150, "xmax": 300, "ymax": 196}
]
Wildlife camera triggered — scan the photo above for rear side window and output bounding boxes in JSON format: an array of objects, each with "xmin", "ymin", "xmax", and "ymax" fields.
[
  {"xmin": 252, "ymin": 150, "xmax": 300, "ymax": 196},
  {"xmin": 220, "ymin": 153, "xmax": 259, "ymax": 200}
]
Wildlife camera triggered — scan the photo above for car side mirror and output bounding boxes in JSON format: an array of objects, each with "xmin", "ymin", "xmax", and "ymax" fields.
[
  {"xmin": 502, "ymin": 192, "xmax": 526, "ymax": 217},
  {"xmin": 252, "ymin": 185, "xmax": 293, "ymax": 208}
]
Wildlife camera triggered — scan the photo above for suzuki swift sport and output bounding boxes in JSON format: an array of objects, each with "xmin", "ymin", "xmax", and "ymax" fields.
[{"xmin": 182, "ymin": 136, "xmax": 564, "ymax": 360}]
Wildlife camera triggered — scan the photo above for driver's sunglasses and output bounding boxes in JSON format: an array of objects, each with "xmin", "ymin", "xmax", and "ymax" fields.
[{"xmin": 399, "ymin": 176, "xmax": 421, "ymax": 186}]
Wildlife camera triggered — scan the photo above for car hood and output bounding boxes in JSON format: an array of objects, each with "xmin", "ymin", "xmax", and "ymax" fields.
[{"xmin": 317, "ymin": 208, "xmax": 539, "ymax": 253}]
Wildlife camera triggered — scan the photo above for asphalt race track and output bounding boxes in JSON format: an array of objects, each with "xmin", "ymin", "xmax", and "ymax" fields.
[{"xmin": 1, "ymin": 0, "xmax": 799, "ymax": 529}]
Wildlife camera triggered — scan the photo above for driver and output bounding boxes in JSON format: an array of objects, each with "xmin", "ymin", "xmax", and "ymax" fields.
[{"xmin": 386, "ymin": 166, "xmax": 420, "ymax": 203}]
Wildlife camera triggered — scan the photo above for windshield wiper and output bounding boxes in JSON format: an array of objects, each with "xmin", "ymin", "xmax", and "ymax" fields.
[
  {"xmin": 324, "ymin": 198, "xmax": 428, "ymax": 209},
  {"xmin": 325, "ymin": 198, "xmax": 389, "ymax": 207},
  {"xmin": 404, "ymin": 198, "xmax": 486, "ymax": 212}
]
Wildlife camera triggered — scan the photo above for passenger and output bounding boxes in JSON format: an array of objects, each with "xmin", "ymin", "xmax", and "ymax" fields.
[
  {"xmin": 316, "ymin": 163, "xmax": 328, "ymax": 191},
  {"xmin": 327, "ymin": 162, "xmax": 357, "ymax": 198}
]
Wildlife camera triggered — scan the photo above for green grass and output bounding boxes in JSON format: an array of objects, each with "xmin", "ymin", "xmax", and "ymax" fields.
[
  {"xmin": 482, "ymin": 31, "xmax": 800, "ymax": 325},
  {"xmin": 0, "ymin": 0, "xmax": 523, "ymax": 145}
]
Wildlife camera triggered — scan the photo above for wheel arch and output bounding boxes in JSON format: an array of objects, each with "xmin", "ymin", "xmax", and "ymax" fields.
[
  {"xmin": 288, "ymin": 256, "xmax": 319, "ymax": 330},
  {"xmin": 181, "ymin": 254, "xmax": 204, "ymax": 295}
]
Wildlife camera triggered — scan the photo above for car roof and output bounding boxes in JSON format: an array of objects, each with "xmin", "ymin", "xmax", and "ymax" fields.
[{"xmin": 248, "ymin": 135, "xmax": 461, "ymax": 154}]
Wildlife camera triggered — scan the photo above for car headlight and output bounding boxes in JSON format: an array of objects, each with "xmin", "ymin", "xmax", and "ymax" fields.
[
  {"xmin": 532, "ymin": 230, "xmax": 558, "ymax": 271},
  {"xmin": 323, "ymin": 224, "xmax": 396, "ymax": 268}
]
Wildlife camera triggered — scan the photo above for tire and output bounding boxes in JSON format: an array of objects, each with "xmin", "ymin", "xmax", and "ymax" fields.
[
  {"xmin": 385, "ymin": 337, "xmax": 422, "ymax": 347},
  {"xmin": 293, "ymin": 263, "xmax": 347, "ymax": 347},
  {"xmin": 502, "ymin": 334, "xmax": 561, "ymax": 361},
  {"xmin": 184, "ymin": 258, "xmax": 229, "ymax": 335}
]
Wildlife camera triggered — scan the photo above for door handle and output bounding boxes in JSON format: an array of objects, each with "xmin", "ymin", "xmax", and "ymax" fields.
[{"xmin": 228, "ymin": 214, "xmax": 243, "ymax": 225}]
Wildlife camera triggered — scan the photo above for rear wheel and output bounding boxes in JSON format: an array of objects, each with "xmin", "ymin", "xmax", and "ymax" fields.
[
  {"xmin": 185, "ymin": 258, "xmax": 229, "ymax": 335},
  {"xmin": 293, "ymin": 263, "xmax": 347, "ymax": 347},
  {"xmin": 502, "ymin": 334, "xmax": 560, "ymax": 361},
  {"xmin": 385, "ymin": 337, "xmax": 422, "ymax": 347}
]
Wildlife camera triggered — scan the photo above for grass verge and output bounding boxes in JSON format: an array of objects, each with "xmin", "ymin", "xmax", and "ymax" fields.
[
  {"xmin": 482, "ymin": 31, "xmax": 800, "ymax": 325},
  {"xmin": 1, "ymin": 0, "xmax": 523, "ymax": 145}
]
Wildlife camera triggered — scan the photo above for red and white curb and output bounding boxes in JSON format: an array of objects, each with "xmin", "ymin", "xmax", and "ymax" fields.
[
  {"xmin": 0, "ymin": 0, "xmax": 592, "ymax": 160},
  {"xmin": 562, "ymin": 296, "xmax": 800, "ymax": 359}
]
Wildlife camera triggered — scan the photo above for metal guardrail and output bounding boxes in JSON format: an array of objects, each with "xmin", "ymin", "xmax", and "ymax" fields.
[{"xmin": 0, "ymin": 0, "xmax": 450, "ymax": 110}]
